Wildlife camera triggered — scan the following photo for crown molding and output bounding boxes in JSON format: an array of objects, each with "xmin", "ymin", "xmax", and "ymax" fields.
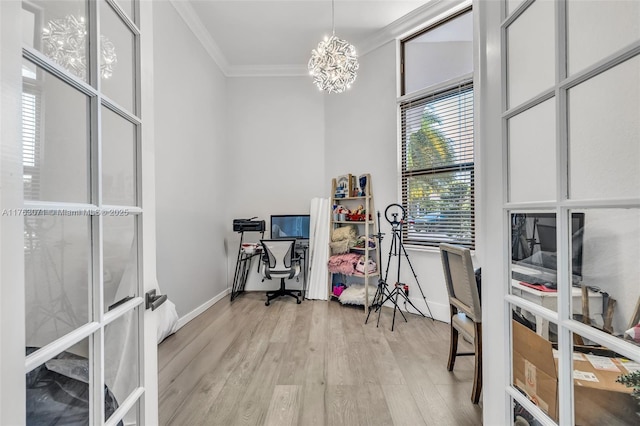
[
  {"xmin": 169, "ymin": 0, "xmax": 230, "ymax": 75},
  {"xmin": 171, "ymin": 0, "xmax": 472, "ymax": 78},
  {"xmin": 226, "ymin": 64, "xmax": 309, "ymax": 78}
]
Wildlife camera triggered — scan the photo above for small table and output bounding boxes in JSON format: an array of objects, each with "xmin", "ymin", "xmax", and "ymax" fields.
[{"xmin": 511, "ymin": 280, "xmax": 603, "ymax": 339}]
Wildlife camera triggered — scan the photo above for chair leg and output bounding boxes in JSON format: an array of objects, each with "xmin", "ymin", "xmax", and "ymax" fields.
[
  {"xmin": 265, "ymin": 278, "xmax": 301, "ymax": 306},
  {"xmin": 471, "ymin": 322, "xmax": 482, "ymax": 404},
  {"xmin": 447, "ymin": 322, "xmax": 458, "ymax": 372}
]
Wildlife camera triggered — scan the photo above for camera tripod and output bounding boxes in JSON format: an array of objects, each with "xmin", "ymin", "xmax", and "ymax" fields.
[{"xmin": 365, "ymin": 204, "xmax": 433, "ymax": 331}]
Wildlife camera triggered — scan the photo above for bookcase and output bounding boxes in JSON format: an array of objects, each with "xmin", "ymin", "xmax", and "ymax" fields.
[{"xmin": 328, "ymin": 173, "xmax": 378, "ymax": 314}]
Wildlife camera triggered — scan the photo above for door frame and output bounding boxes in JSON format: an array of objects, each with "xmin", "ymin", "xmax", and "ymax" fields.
[{"xmin": 0, "ymin": 0, "xmax": 158, "ymax": 423}]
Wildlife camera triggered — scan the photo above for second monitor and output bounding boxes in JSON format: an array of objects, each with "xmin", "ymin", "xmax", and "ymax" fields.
[{"xmin": 270, "ymin": 214, "xmax": 310, "ymax": 241}]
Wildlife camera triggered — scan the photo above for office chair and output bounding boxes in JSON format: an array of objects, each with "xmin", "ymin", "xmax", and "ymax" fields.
[
  {"xmin": 259, "ymin": 239, "xmax": 302, "ymax": 306},
  {"xmin": 439, "ymin": 243, "xmax": 482, "ymax": 404}
]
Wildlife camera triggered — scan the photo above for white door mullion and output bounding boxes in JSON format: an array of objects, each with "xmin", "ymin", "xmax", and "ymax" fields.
[
  {"xmin": 555, "ymin": 1, "xmax": 574, "ymax": 424},
  {"xmin": 90, "ymin": 1, "xmax": 105, "ymax": 424},
  {"xmin": 22, "ymin": 200, "xmax": 99, "ymax": 211}
]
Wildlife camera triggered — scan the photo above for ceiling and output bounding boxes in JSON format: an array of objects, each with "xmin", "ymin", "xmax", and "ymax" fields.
[{"xmin": 173, "ymin": 0, "xmax": 444, "ymax": 75}]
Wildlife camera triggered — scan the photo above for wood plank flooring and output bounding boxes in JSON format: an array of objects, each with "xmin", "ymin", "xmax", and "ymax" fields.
[{"xmin": 158, "ymin": 293, "xmax": 483, "ymax": 425}]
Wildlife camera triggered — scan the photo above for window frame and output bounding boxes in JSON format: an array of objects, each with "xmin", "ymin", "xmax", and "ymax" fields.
[
  {"xmin": 399, "ymin": 7, "xmax": 475, "ymax": 249},
  {"xmin": 399, "ymin": 77, "xmax": 475, "ymax": 249}
]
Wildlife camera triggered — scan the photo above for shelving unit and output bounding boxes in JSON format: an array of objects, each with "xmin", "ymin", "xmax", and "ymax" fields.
[{"xmin": 328, "ymin": 173, "xmax": 378, "ymax": 315}]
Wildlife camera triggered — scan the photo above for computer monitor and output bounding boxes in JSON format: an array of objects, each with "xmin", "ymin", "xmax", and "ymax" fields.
[
  {"xmin": 270, "ymin": 214, "xmax": 310, "ymax": 241},
  {"xmin": 511, "ymin": 212, "xmax": 585, "ymax": 284}
]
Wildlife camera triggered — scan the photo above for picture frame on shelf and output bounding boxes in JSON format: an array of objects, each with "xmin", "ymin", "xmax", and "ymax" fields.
[
  {"xmin": 335, "ymin": 174, "xmax": 352, "ymax": 198},
  {"xmin": 358, "ymin": 174, "xmax": 368, "ymax": 196}
]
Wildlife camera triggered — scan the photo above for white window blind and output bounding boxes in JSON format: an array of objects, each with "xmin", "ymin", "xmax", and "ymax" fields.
[
  {"xmin": 401, "ymin": 81, "xmax": 475, "ymax": 248},
  {"xmin": 22, "ymin": 85, "xmax": 41, "ymax": 200}
]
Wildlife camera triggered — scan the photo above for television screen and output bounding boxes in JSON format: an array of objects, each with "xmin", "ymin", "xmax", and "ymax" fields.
[
  {"xmin": 270, "ymin": 215, "xmax": 310, "ymax": 240},
  {"xmin": 511, "ymin": 212, "xmax": 585, "ymax": 283}
]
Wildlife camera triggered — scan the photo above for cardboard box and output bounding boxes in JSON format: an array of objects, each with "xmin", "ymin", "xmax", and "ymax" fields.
[
  {"xmin": 512, "ymin": 320, "xmax": 637, "ymax": 424},
  {"xmin": 513, "ymin": 320, "xmax": 559, "ymax": 420}
]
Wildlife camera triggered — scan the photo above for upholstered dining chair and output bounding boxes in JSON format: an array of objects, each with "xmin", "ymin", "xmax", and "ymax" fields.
[
  {"xmin": 439, "ymin": 243, "xmax": 482, "ymax": 404},
  {"xmin": 259, "ymin": 239, "xmax": 302, "ymax": 306}
]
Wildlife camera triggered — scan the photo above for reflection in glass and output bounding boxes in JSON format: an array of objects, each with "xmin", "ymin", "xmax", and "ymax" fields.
[
  {"xmin": 568, "ymin": 55, "xmax": 640, "ymax": 200},
  {"xmin": 102, "ymin": 106, "xmax": 137, "ymax": 206},
  {"xmin": 511, "ymin": 212, "xmax": 585, "ymax": 288},
  {"xmin": 103, "ymin": 216, "xmax": 138, "ymax": 313},
  {"xmin": 26, "ymin": 337, "xmax": 125, "ymax": 424},
  {"xmin": 511, "ymin": 317, "xmax": 558, "ymax": 422},
  {"xmin": 22, "ymin": 1, "xmax": 89, "ymax": 82},
  {"xmin": 101, "ymin": 0, "xmax": 136, "ymax": 112},
  {"xmin": 26, "ymin": 338, "xmax": 93, "ymax": 424},
  {"xmin": 513, "ymin": 397, "xmax": 544, "ymax": 426},
  {"xmin": 105, "ymin": 309, "xmax": 139, "ymax": 422},
  {"xmin": 510, "ymin": 212, "xmax": 591, "ymax": 340},
  {"xmin": 22, "ymin": 58, "xmax": 90, "ymax": 203},
  {"xmin": 572, "ymin": 208, "xmax": 640, "ymax": 341},
  {"xmin": 572, "ymin": 330, "xmax": 639, "ymax": 425},
  {"xmin": 25, "ymin": 216, "xmax": 90, "ymax": 348}
]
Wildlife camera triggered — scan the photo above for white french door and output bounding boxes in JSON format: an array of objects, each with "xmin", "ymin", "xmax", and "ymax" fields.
[
  {"xmin": 1, "ymin": 0, "xmax": 157, "ymax": 424},
  {"xmin": 499, "ymin": 1, "xmax": 640, "ymax": 425}
]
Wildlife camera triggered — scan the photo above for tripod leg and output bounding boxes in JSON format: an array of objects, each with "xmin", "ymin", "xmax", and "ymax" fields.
[
  {"xmin": 393, "ymin": 286, "xmax": 409, "ymax": 323},
  {"xmin": 365, "ymin": 282, "xmax": 385, "ymax": 324},
  {"xmin": 396, "ymin": 288, "xmax": 425, "ymax": 318},
  {"xmin": 399, "ymin": 242, "xmax": 434, "ymax": 320},
  {"xmin": 391, "ymin": 287, "xmax": 408, "ymax": 331},
  {"xmin": 376, "ymin": 283, "xmax": 393, "ymax": 328}
]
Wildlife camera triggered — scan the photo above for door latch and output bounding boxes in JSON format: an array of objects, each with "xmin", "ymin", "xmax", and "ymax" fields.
[{"xmin": 145, "ymin": 289, "xmax": 167, "ymax": 311}]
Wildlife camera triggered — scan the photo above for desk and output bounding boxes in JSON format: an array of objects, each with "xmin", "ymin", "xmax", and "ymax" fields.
[{"xmin": 511, "ymin": 280, "xmax": 603, "ymax": 339}]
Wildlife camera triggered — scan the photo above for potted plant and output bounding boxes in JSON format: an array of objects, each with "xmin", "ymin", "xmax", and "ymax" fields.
[{"xmin": 616, "ymin": 370, "xmax": 640, "ymax": 417}]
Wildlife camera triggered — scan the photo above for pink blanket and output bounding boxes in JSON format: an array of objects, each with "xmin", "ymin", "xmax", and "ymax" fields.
[{"xmin": 328, "ymin": 253, "xmax": 361, "ymax": 275}]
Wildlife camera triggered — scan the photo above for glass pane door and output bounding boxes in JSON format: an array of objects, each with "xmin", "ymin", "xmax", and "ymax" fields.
[
  {"xmin": 503, "ymin": 1, "xmax": 640, "ymax": 424},
  {"xmin": 20, "ymin": 1, "xmax": 146, "ymax": 424}
]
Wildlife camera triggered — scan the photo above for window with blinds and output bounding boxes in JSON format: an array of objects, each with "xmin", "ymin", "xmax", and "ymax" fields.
[
  {"xmin": 400, "ymin": 81, "xmax": 475, "ymax": 248},
  {"xmin": 22, "ymin": 82, "xmax": 41, "ymax": 200}
]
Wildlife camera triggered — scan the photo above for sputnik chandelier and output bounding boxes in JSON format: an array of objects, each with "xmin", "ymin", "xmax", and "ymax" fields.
[
  {"xmin": 308, "ymin": 0, "xmax": 359, "ymax": 93},
  {"xmin": 42, "ymin": 15, "xmax": 117, "ymax": 80}
]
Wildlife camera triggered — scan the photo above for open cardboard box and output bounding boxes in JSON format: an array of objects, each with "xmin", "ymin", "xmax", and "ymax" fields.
[{"xmin": 512, "ymin": 320, "xmax": 638, "ymax": 425}]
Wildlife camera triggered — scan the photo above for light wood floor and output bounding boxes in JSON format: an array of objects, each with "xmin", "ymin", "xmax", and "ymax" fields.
[{"xmin": 158, "ymin": 292, "xmax": 483, "ymax": 425}]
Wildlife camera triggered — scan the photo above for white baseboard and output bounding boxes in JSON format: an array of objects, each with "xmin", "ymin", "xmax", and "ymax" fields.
[
  {"xmin": 383, "ymin": 297, "xmax": 450, "ymax": 323},
  {"xmin": 175, "ymin": 288, "xmax": 231, "ymax": 331}
]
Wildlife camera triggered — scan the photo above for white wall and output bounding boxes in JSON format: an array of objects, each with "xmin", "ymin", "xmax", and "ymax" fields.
[
  {"xmin": 153, "ymin": 2, "xmax": 229, "ymax": 317},
  {"xmin": 325, "ymin": 40, "xmax": 451, "ymax": 321},
  {"xmin": 225, "ymin": 76, "xmax": 325, "ymax": 291}
]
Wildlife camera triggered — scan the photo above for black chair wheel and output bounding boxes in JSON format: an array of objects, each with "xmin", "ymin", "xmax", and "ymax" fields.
[
  {"xmin": 265, "ymin": 301, "xmax": 270, "ymax": 306},
  {"xmin": 296, "ymin": 299, "xmax": 301, "ymax": 304}
]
